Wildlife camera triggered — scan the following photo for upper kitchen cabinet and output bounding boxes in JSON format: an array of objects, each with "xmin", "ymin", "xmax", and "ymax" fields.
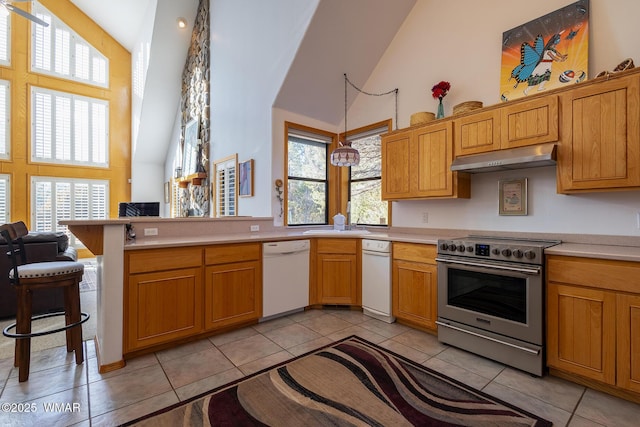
[
  {"xmin": 557, "ymin": 73, "xmax": 640, "ymax": 193},
  {"xmin": 453, "ymin": 96, "xmax": 558, "ymax": 157},
  {"xmin": 382, "ymin": 121, "xmax": 470, "ymax": 200},
  {"xmin": 500, "ymin": 96, "xmax": 559, "ymax": 149},
  {"xmin": 454, "ymin": 109, "xmax": 501, "ymax": 156}
]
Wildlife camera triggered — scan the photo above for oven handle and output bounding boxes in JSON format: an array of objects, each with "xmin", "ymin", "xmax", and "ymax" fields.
[
  {"xmin": 435, "ymin": 257, "xmax": 541, "ymax": 275},
  {"xmin": 435, "ymin": 321, "xmax": 540, "ymax": 355}
]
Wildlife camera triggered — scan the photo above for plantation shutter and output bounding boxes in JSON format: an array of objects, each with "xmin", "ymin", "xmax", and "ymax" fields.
[
  {"xmin": 214, "ymin": 156, "xmax": 237, "ymax": 217},
  {"xmin": 0, "ymin": 175, "xmax": 9, "ymax": 224},
  {"xmin": 32, "ymin": 177, "xmax": 109, "ymax": 245},
  {"xmin": 0, "ymin": 13, "xmax": 9, "ymax": 64},
  {"xmin": 32, "ymin": 3, "xmax": 108, "ymax": 87},
  {"xmin": 32, "ymin": 87, "xmax": 108, "ymax": 166},
  {"xmin": 0, "ymin": 80, "xmax": 8, "ymax": 158}
]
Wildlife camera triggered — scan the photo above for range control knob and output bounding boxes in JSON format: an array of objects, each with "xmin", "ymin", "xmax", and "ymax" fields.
[
  {"xmin": 513, "ymin": 249, "xmax": 523, "ymax": 258},
  {"xmin": 448, "ymin": 244, "xmax": 458, "ymax": 251},
  {"xmin": 466, "ymin": 246, "xmax": 474, "ymax": 252},
  {"xmin": 440, "ymin": 243, "xmax": 449, "ymax": 251},
  {"xmin": 457, "ymin": 244, "xmax": 466, "ymax": 252},
  {"xmin": 501, "ymin": 248, "xmax": 512, "ymax": 257},
  {"xmin": 524, "ymin": 250, "xmax": 536, "ymax": 260},
  {"xmin": 492, "ymin": 248, "xmax": 501, "ymax": 255}
]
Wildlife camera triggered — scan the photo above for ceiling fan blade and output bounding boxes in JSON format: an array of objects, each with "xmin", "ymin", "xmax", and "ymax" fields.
[{"xmin": 6, "ymin": 4, "xmax": 49, "ymax": 27}]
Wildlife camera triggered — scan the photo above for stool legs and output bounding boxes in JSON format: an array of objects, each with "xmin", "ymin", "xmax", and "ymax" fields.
[
  {"xmin": 15, "ymin": 287, "xmax": 33, "ymax": 382},
  {"xmin": 12, "ymin": 277, "xmax": 85, "ymax": 382},
  {"xmin": 64, "ymin": 282, "xmax": 84, "ymax": 365}
]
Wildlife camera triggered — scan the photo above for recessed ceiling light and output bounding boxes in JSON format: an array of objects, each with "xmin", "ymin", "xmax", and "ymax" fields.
[{"xmin": 177, "ymin": 17, "xmax": 187, "ymax": 29}]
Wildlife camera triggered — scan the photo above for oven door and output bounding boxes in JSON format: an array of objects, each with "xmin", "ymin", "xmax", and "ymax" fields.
[{"xmin": 436, "ymin": 255, "xmax": 543, "ymax": 345}]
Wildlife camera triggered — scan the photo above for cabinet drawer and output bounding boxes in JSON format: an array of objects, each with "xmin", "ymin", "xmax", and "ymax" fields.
[
  {"xmin": 317, "ymin": 238, "xmax": 357, "ymax": 254},
  {"xmin": 392, "ymin": 242, "xmax": 436, "ymax": 264},
  {"xmin": 205, "ymin": 243, "xmax": 260, "ymax": 265},
  {"xmin": 128, "ymin": 247, "xmax": 202, "ymax": 274},
  {"xmin": 547, "ymin": 255, "xmax": 640, "ymax": 292}
]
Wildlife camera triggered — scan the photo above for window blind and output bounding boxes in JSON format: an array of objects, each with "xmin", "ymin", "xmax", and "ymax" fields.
[{"xmin": 0, "ymin": 174, "xmax": 9, "ymax": 224}]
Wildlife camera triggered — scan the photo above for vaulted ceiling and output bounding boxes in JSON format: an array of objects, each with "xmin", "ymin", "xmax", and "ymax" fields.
[{"xmin": 69, "ymin": 0, "xmax": 416, "ymax": 165}]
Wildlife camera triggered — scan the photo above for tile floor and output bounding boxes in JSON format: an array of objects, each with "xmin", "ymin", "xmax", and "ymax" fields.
[{"xmin": 1, "ymin": 308, "xmax": 640, "ymax": 426}]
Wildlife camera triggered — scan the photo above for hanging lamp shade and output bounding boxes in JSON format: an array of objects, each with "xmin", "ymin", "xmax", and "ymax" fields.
[
  {"xmin": 330, "ymin": 73, "xmax": 360, "ymax": 167},
  {"xmin": 331, "ymin": 142, "xmax": 360, "ymax": 166}
]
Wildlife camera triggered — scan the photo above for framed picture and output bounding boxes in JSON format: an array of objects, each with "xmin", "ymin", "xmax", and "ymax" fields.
[
  {"xmin": 499, "ymin": 178, "xmax": 528, "ymax": 216},
  {"xmin": 182, "ymin": 117, "xmax": 199, "ymax": 176},
  {"xmin": 499, "ymin": 0, "xmax": 589, "ymax": 102},
  {"xmin": 239, "ymin": 159, "xmax": 254, "ymax": 197}
]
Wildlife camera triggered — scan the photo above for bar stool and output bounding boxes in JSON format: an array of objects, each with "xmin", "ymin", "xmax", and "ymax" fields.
[{"xmin": 0, "ymin": 221, "xmax": 89, "ymax": 382}]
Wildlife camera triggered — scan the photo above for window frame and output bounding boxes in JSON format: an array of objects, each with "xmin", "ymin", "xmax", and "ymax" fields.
[
  {"xmin": 285, "ymin": 122, "xmax": 338, "ymax": 226},
  {"xmin": 30, "ymin": 85, "xmax": 109, "ymax": 167},
  {"xmin": 0, "ymin": 173, "xmax": 10, "ymax": 224},
  {"xmin": 341, "ymin": 119, "xmax": 392, "ymax": 227},
  {"xmin": 213, "ymin": 153, "xmax": 238, "ymax": 217},
  {"xmin": 30, "ymin": 176, "xmax": 109, "ymax": 247},
  {"xmin": 0, "ymin": 79, "xmax": 9, "ymax": 160},
  {"xmin": 31, "ymin": 2, "xmax": 109, "ymax": 88}
]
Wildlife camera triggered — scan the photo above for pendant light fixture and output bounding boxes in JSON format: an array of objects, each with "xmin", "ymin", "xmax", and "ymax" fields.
[
  {"xmin": 331, "ymin": 74, "xmax": 360, "ymax": 167},
  {"xmin": 330, "ymin": 73, "xmax": 399, "ymax": 167}
]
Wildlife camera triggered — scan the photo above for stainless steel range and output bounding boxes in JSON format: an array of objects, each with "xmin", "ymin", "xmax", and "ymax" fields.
[{"xmin": 435, "ymin": 236, "xmax": 560, "ymax": 376}]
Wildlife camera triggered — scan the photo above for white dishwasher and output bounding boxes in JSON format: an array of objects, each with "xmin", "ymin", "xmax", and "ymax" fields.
[
  {"xmin": 262, "ymin": 240, "xmax": 310, "ymax": 320},
  {"xmin": 362, "ymin": 239, "xmax": 395, "ymax": 323}
]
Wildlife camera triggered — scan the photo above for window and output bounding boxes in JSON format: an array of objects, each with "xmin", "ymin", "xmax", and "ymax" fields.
[
  {"xmin": 214, "ymin": 154, "xmax": 237, "ymax": 217},
  {"xmin": 286, "ymin": 124, "xmax": 332, "ymax": 225},
  {"xmin": 31, "ymin": 177, "xmax": 108, "ymax": 246},
  {"xmin": 0, "ymin": 11, "xmax": 9, "ymax": 65},
  {"xmin": 348, "ymin": 122, "xmax": 390, "ymax": 226},
  {"xmin": 0, "ymin": 79, "xmax": 9, "ymax": 159},
  {"xmin": 31, "ymin": 2, "xmax": 109, "ymax": 87},
  {"xmin": 0, "ymin": 174, "xmax": 9, "ymax": 224},
  {"xmin": 31, "ymin": 86, "xmax": 109, "ymax": 166}
]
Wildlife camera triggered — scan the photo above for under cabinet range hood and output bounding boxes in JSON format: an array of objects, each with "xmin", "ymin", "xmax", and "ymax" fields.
[{"xmin": 451, "ymin": 143, "xmax": 557, "ymax": 173}]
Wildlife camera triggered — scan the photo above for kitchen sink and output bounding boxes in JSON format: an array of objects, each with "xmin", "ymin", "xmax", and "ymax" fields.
[{"xmin": 302, "ymin": 229, "xmax": 370, "ymax": 235}]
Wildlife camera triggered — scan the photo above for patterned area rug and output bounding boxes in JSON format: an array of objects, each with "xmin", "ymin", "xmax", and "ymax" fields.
[{"xmin": 125, "ymin": 336, "xmax": 552, "ymax": 426}]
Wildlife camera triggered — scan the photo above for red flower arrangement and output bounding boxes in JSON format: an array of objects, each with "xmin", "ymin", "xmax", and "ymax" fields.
[{"xmin": 431, "ymin": 81, "xmax": 451, "ymax": 100}]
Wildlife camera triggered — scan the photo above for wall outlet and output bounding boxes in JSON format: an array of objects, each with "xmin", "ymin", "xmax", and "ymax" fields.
[
  {"xmin": 422, "ymin": 212, "xmax": 429, "ymax": 223},
  {"xmin": 250, "ymin": 225, "xmax": 260, "ymax": 232},
  {"xmin": 143, "ymin": 228, "xmax": 158, "ymax": 236}
]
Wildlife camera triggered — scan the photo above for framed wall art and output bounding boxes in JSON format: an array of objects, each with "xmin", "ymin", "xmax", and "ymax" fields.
[
  {"xmin": 499, "ymin": 178, "xmax": 528, "ymax": 216},
  {"xmin": 499, "ymin": 0, "xmax": 589, "ymax": 102},
  {"xmin": 239, "ymin": 159, "xmax": 254, "ymax": 197},
  {"xmin": 182, "ymin": 117, "xmax": 199, "ymax": 176}
]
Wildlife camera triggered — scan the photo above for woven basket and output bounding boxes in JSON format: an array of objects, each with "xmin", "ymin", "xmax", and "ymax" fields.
[
  {"xmin": 453, "ymin": 101, "xmax": 483, "ymax": 115},
  {"xmin": 410, "ymin": 112, "xmax": 435, "ymax": 126}
]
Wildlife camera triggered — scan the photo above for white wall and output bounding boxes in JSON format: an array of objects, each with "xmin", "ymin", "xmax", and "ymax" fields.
[
  {"xmin": 210, "ymin": 0, "xmax": 319, "ymax": 217},
  {"xmin": 344, "ymin": 0, "xmax": 640, "ymax": 236}
]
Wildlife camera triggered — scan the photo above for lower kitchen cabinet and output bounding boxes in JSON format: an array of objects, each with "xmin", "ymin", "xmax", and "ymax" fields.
[
  {"xmin": 546, "ymin": 255, "xmax": 640, "ymax": 395},
  {"xmin": 316, "ymin": 239, "xmax": 359, "ymax": 305},
  {"xmin": 204, "ymin": 243, "xmax": 262, "ymax": 330},
  {"xmin": 547, "ymin": 282, "xmax": 616, "ymax": 384},
  {"xmin": 125, "ymin": 247, "xmax": 204, "ymax": 352},
  {"xmin": 392, "ymin": 242, "xmax": 438, "ymax": 331}
]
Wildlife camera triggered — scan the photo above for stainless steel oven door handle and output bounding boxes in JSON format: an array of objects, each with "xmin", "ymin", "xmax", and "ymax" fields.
[
  {"xmin": 435, "ymin": 257, "xmax": 541, "ymax": 275},
  {"xmin": 435, "ymin": 321, "xmax": 540, "ymax": 355}
]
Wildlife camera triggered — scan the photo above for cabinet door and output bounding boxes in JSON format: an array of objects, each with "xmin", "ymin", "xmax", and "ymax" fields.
[
  {"xmin": 500, "ymin": 96, "xmax": 558, "ymax": 149},
  {"xmin": 454, "ymin": 110, "xmax": 501, "ymax": 156},
  {"xmin": 547, "ymin": 283, "xmax": 616, "ymax": 384},
  {"xmin": 617, "ymin": 293, "xmax": 640, "ymax": 393},
  {"xmin": 558, "ymin": 75, "xmax": 640, "ymax": 192},
  {"xmin": 126, "ymin": 267, "xmax": 203, "ymax": 352},
  {"xmin": 317, "ymin": 253, "xmax": 357, "ymax": 305},
  {"xmin": 381, "ymin": 130, "xmax": 412, "ymax": 200},
  {"xmin": 204, "ymin": 261, "xmax": 262, "ymax": 330},
  {"xmin": 412, "ymin": 121, "xmax": 458, "ymax": 198},
  {"xmin": 392, "ymin": 259, "xmax": 437, "ymax": 330}
]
